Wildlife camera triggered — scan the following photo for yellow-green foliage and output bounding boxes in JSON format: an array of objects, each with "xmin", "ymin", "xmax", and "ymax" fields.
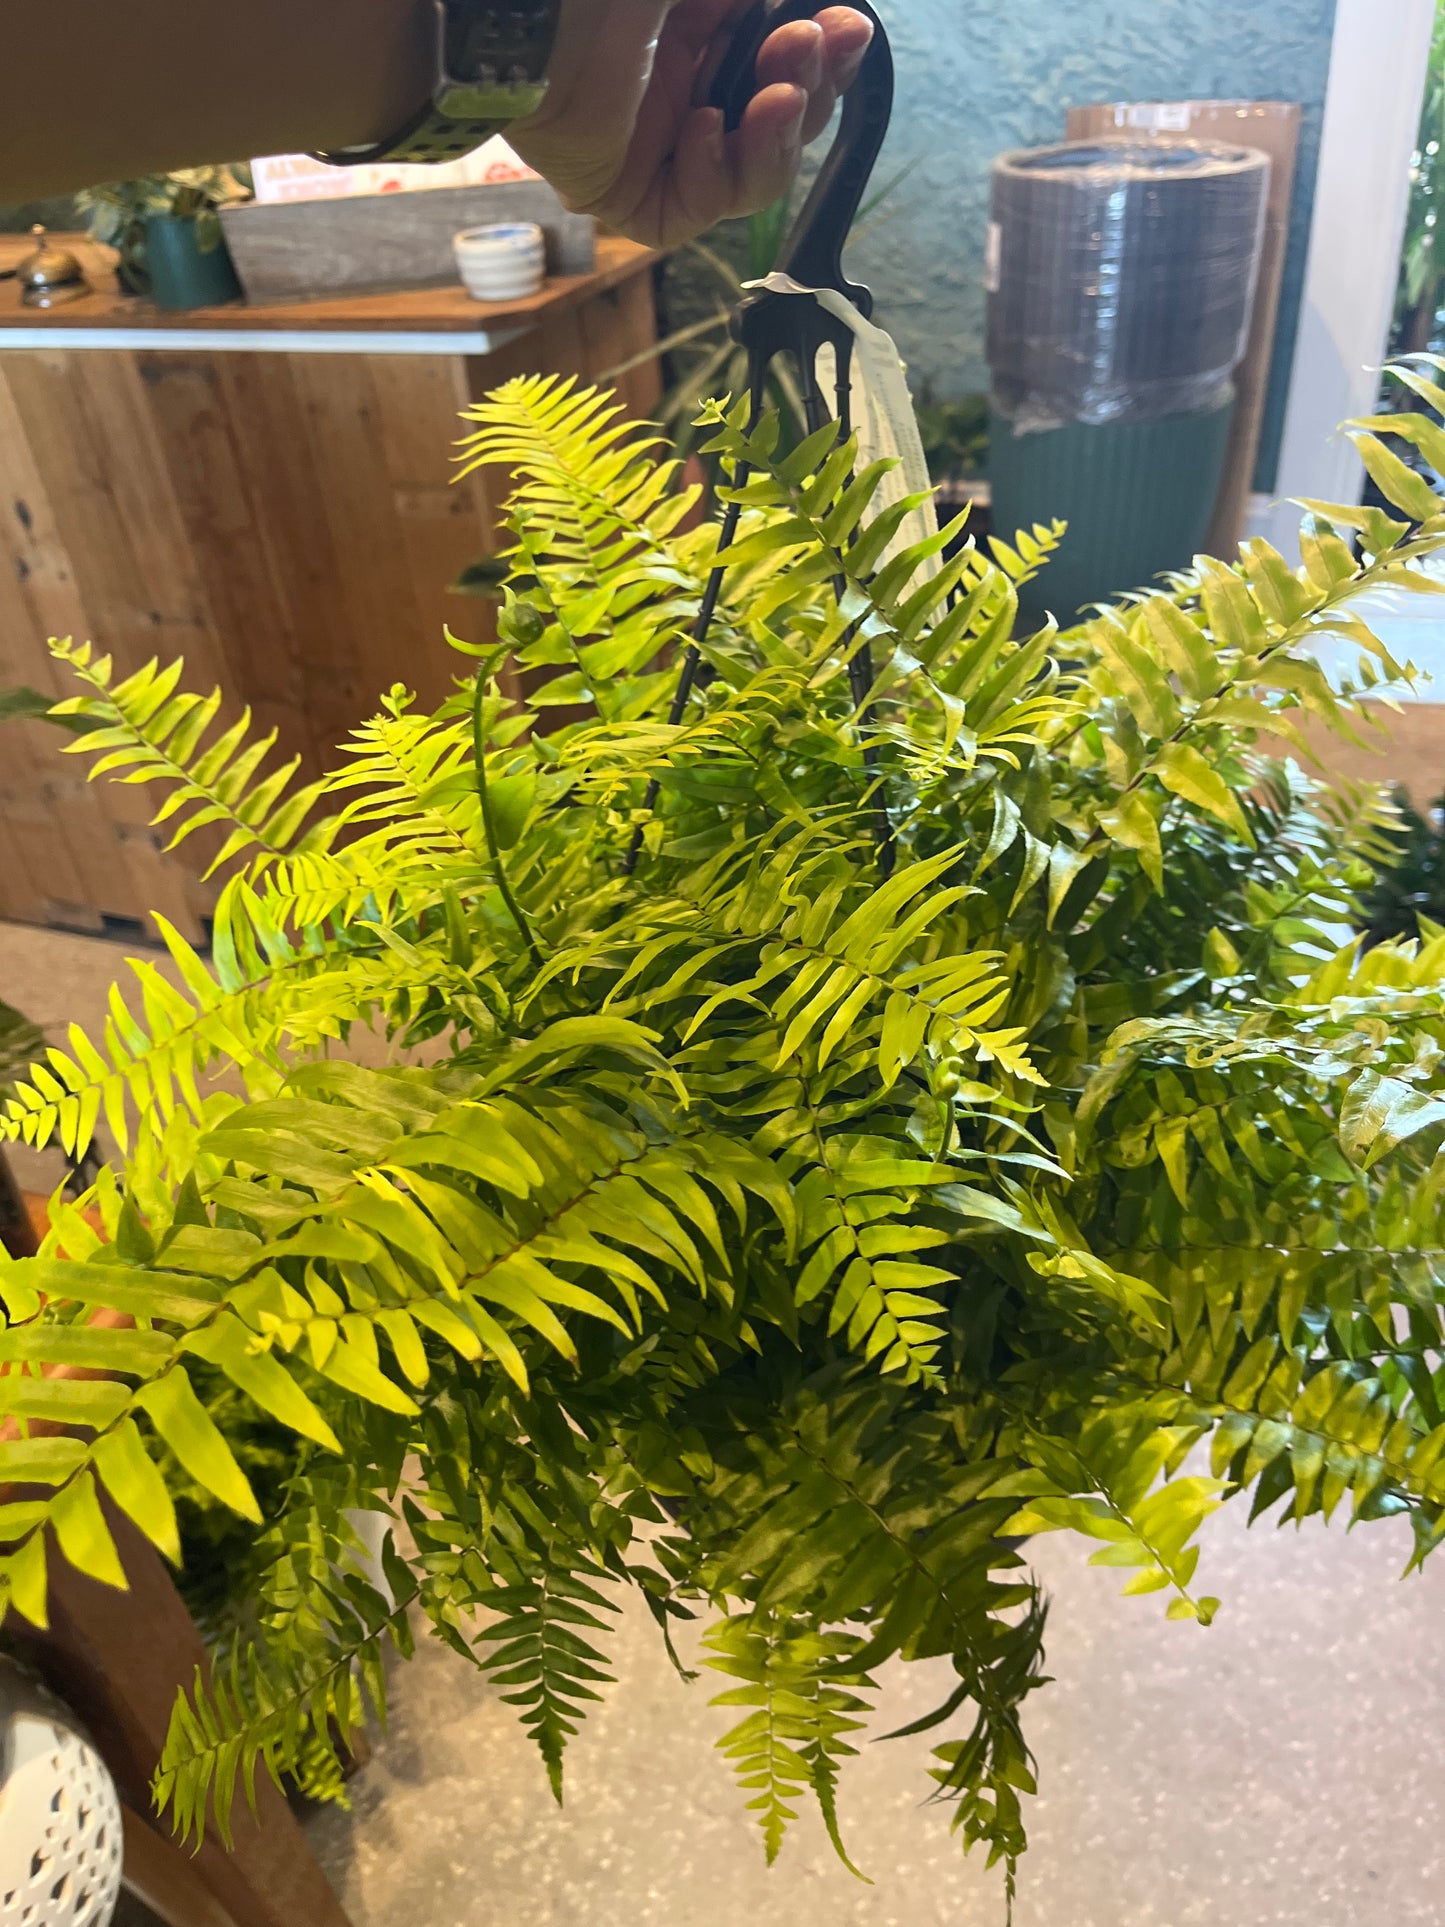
[{"xmin": 4, "ymin": 368, "xmax": 1445, "ymax": 1906}]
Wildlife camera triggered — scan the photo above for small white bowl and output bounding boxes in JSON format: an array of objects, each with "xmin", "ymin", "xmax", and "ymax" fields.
[{"xmin": 453, "ymin": 223, "xmax": 546, "ymax": 302}]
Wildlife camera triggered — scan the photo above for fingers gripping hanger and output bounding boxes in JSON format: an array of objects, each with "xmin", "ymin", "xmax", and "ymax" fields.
[{"xmin": 626, "ymin": 0, "xmax": 896, "ymax": 873}]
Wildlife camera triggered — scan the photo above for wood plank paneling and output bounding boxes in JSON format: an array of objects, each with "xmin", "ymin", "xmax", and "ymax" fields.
[
  {"xmin": 211, "ymin": 352, "xmax": 351, "ymax": 778},
  {"xmin": 286, "ymin": 352, "xmax": 439, "ymax": 748},
  {"xmin": 0, "ymin": 360, "xmax": 209, "ymax": 936},
  {"xmin": 0, "ymin": 370, "xmax": 98, "ymax": 929},
  {"xmin": 33, "ymin": 352, "xmax": 221, "ymax": 672},
  {"xmin": 1259, "ymin": 705, "xmax": 1445, "ymax": 808},
  {"xmin": 577, "ymin": 268, "xmax": 665, "ymax": 416},
  {"xmin": 137, "ymin": 353, "xmax": 305, "ymax": 728},
  {"xmin": 368, "ymin": 354, "xmax": 498, "ymax": 702},
  {"xmin": 0, "ymin": 255, "xmax": 659, "ymax": 931}
]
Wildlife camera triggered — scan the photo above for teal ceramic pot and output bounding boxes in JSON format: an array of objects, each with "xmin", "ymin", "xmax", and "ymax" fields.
[{"xmin": 143, "ymin": 214, "xmax": 243, "ymax": 311}]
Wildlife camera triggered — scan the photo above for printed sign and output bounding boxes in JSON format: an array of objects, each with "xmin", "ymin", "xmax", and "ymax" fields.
[{"xmin": 251, "ymin": 137, "xmax": 539, "ymax": 205}]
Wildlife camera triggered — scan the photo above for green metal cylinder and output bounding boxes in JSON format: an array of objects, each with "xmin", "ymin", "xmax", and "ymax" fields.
[{"xmin": 988, "ymin": 397, "xmax": 1235, "ymax": 632}]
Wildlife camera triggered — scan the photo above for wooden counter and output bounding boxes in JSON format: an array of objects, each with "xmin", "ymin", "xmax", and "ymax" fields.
[
  {"xmin": 0, "ymin": 236, "xmax": 661, "ymax": 937},
  {"xmin": 0, "ymin": 231, "xmax": 655, "ymax": 345}
]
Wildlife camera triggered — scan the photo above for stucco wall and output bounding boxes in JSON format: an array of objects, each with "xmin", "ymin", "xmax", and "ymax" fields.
[{"xmin": 850, "ymin": 0, "xmax": 1340, "ymax": 488}]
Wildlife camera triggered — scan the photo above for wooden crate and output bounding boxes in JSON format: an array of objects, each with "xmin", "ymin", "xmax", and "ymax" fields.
[{"xmin": 220, "ymin": 180, "xmax": 595, "ymax": 302}]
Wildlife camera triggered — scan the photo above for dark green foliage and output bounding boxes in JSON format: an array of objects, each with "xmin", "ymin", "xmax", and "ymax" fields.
[
  {"xmin": 649, "ymin": 197, "xmax": 821, "ymax": 455},
  {"xmin": 162, "ymin": 1362, "xmax": 300, "ymax": 1637},
  {"xmin": 0, "ymin": 685, "xmax": 105, "ymax": 734},
  {"xmin": 1393, "ymin": 0, "xmax": 1445, "ymax": 354},
  {"xmin": 3, "ymin": 369, "xmax": 1445, "ymax": 1910},
  {"xmin": 0, "ymin": 1001, "xmax": 44, "ymax": 1106},
  {"xmin": 1358, "ymin": 789, "xmax": 1445, "ymax": 945},
  {"xmin": 915, "ymin": 390, "xmax": 990, "ymax": 483}
]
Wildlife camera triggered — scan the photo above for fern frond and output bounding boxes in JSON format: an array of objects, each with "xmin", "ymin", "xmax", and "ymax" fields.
[
  {"xmin": 48, "ymin": 639, "xmax": 334, "ymax": 877},
  {"xmin": 200, "ymin": 1061, "xmax": 791, "ymax": 1397},
  {"xmin": 999, "ymin": 1404, "xmax": 1223, "ymax": 1622},
  {"xmin": 157, "ymin": 1564, "xmax": 414, "ymax": 1846},
  {"xmin": 456, "ymin": 375, "xmax": 690, "ymax": 576},
  {"xmin": 474, "ymin": 1555, "xmax": 619, "ymax": 1801},
  {"xmin": 0, "ymin": 878, "xmax": 398, "ymax": 1160},
  {"xmin": 705, "ymin": 1614, "xmax": 874, "ymax": 1872},
  {"xmin": 693, "ymin": 1373, "xmax": 1043, "ymax": 1872},
  {"xmin": 457, "ymin": 375, "xmax": 791, "ymax": 710},
  {"xmin": 918, "ymin": 1590, "xmax": 1048, "ymax": 1890}
]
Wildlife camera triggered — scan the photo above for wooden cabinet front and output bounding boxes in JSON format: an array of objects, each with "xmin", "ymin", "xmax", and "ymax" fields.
[{"xmin": 0, "ymin": 242, "xmax": 660, "ymax": 937}]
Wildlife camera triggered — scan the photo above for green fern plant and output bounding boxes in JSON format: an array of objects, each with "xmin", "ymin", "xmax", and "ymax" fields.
[{"xmin": 4, "ymin": 364, "xmax": 1445, "ymax": 1912}]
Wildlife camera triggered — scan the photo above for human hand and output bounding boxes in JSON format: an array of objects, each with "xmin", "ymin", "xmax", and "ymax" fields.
[{"xmin": 510, "ymin": 2, "xmax": 874, "ymax": 248}]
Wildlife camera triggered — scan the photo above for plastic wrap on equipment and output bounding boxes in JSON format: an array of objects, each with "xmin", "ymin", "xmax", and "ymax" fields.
[{"xmin": 987, "ymin": 138, "xmax": 1269, "ymax": 432}]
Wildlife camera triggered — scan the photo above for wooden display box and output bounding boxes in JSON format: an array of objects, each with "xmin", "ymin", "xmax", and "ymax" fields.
[{"xmin": 220, "ymin": 181, "xmax": 596, "ymax": 303}]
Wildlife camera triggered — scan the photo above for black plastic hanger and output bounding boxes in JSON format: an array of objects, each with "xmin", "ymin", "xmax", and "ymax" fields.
[{"xmin": 627, "ymin": 0, "xmax": 895, "ymax": 872}]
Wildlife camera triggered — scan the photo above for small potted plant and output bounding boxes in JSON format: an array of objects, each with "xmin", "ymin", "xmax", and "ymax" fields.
[{"xmin": 76, "ymin": 165, "xmax": 252, "ymax": 310}]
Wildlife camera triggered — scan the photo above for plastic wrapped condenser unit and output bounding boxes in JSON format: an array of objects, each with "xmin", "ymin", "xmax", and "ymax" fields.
[{"xmin": 987, "ymin": 138, "xmax": 1270, "ymax": 433}]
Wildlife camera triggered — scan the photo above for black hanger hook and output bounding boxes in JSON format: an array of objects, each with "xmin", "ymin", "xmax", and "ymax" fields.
[
  {"xmin": 707, "ymin": 0, "xmax": 893, "ymax": 314},
  {"xmin": 625, "ymin": 3, "xmax": 897, "ymax": 879}
]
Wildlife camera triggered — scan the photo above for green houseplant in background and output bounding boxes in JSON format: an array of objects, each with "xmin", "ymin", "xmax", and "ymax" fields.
[
  {"xmin": 643, "ymin": 194, "xmax": 814, "ymax": 454},
  {"xmin": 76, "ymin": 165, "xmax": 251, "ymax": 309},
  {"xmin": 914, "ymin": 388, "xmax": 990, "ymax": 486},
  {"xmin": 4, "ymin": 365, "xmax": 1445, "ymax": 1913},
  {"xmin": 1358, "ymin": 789, "xmax": 1445, "ymax": 945},
  {"xmin": 1394, "ymin": 0, "xmax": 1445, "ymax": 355}
]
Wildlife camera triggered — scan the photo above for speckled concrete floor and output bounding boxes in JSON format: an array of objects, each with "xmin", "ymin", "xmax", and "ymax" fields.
[
  {"xmin": 300, "ymin": 1506, "xmax": 1445, "ymax": 1927},
  {"xmin": 4, "ymin": 922, "xmax": 1444, "ymax": 1925}
]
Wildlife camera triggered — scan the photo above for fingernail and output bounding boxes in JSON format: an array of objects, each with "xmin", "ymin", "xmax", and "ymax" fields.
[
  {"xmin": 837, "ymin": 23, "xmax": 873, "ymax": 87},
  {"xmin": 797, "ymin": 20, "xmax": 825, "ymax": 91}
]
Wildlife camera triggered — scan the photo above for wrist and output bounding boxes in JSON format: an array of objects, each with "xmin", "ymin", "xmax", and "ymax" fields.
[{"xmin": 317, "ymin": 1, "xmax": 561, "ymax": 170}]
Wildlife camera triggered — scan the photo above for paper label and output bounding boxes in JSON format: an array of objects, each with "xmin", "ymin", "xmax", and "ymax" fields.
[
  {"xmin": 1125, "ymin": 102, "xmax": 1193, "ymax": 134},
  {"xmin": 984, "ymin": 221, "xmax": 1003, "ymax": 295}
]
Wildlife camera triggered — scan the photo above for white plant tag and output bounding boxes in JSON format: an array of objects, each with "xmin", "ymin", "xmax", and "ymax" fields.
[{"xmin": 744, "ymin": 273, "xmax": 942, "ymax": 586}]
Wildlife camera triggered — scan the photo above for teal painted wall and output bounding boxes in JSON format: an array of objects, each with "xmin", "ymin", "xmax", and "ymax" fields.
[{"xmin": 848, "ymin": 0, "xmax": 1340, "ymax": 488}]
